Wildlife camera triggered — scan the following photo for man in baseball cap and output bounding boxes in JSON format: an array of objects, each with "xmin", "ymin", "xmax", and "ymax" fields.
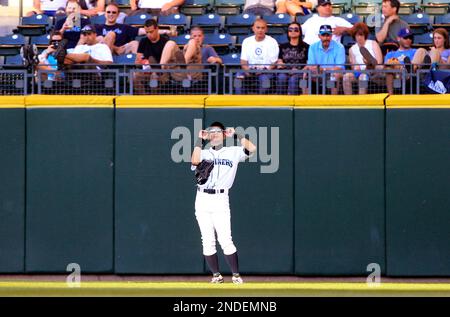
[
  {"xmin": 60, "ymin": 23, "xmax": 113, "ymax": 67},
  {"xmin": 318, "ymin": 24, "xmax": 333, "ymax": 35}
]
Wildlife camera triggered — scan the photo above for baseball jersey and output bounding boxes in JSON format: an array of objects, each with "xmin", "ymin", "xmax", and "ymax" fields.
[{"xmin": 192, "ymin": 146, "xmax": 251, "ymax": 190}]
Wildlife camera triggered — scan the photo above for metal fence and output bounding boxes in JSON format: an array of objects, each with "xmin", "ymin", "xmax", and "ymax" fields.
[
  {"xmin": 0, "ymin": 63, "xmax": 448, "ymax": 95},
  {"xmin": 36, "ymin": 66, "xmax": 119, "ymax": 95},
  {"xmin": 0, "ymin": 70, "xmax": 28, "ymax": 95},
  {"xmin": 129, "ymin": 64, "xmax": 219, "ymax": 95}
]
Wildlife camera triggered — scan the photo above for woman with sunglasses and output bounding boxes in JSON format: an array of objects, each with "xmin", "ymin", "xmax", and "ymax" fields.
[
  {"xmin": 55, "ymin": 0, "xmax": 92, "ymax": 49},
  {"xmin": 276, "ymin": 22, "xmax": 309, "ymax": 95}
]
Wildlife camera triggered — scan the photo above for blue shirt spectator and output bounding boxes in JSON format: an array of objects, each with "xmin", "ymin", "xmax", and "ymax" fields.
[
  {"xmin": 307, "ymin": 39, "xmax": 345, "ymax": 69},
  {"xmin": 384, "ymin": 49, "xmax": 417, "ymax": 64}
]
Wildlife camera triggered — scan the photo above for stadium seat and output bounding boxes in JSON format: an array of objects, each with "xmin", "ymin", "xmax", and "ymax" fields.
[
  {"xmin": 352, "ymin": 0, "xmax": 382, "ymax": 16},
  {"xmin": 341, "ymin": 33, "xmax": 356, "ymax": 49},
  {"xmin": 173, "ymin": 33, "xmax": 192, "ymax": 45},
  {"xmin": 421, "ymin": 0, "xmax": 450, "ymax": 15},
  {"xmin": 214, "ymin": 0, "xmax": 245, "ymax": 15},
  {"xmin": 272, "ymin": 33, "xmax": 288, "ymax": 44},
  {"xmin": 90, "ymin": 14, "xmax": 106, "ymax": 25},
  {"xmin": 191, "ymin": 14, "xmax": 224, "ymax": 33},
  {"xmin": 113, "ymin": 53, "xmax": 137, "ymax": 64},
  {"xmin": 203, "ymin": 33, "xmax": 235, "ymax": 54},
  {"xmin": 225, "ymin": 13, "xmax": 256, "ymax": 35},
  {"xmin": 116, "ymin": 0, "xmax": 131, "ymax": 9},
  {"xmin": 4, "ymin": 54, "xmax": 25, "ymax": 66},
  {"xmin": 264, "ymin": 14, "xmax": 293, "ymax": 35},
  {"xmin": 124, "ymin": 13, "xmax": 153, "ymax": 27},
  {"xmin": 295, "ymin": 14, "xmax": 311, "ymax": 25},
  {"xmin": 220, "ymin": 52, "xmax": 241, "ymax": 64},
  {"xmin": 30, "ymin": 34, "xmax": 51, "ymax": 49},
  {"xmin": 413, "ymin": 32, "xmax": 434, "ymax": 48},
  {"xmin": 158, "ymin": 13, "xmax": 190, "ymax": 33},
  {"xmin": 332, "ymin": 0, "xmax": 352, "ymax": 15},
  {"xmin": 339, "ymin": 13, "xmax": 362, "ymax": 24},
  {"xmin": 433, "ymin": 13, "xmax": 450, "ymax": 31},
  {"xmin": 402, "ymin": 13, "xmax": 433, "ymax": 35},
  {"xmin": 17, "ymin": 14, "xmax": 51, "ymax": 36},
  {"xmin": 181, "ymin": 0, "xmax": 211, "ymax": 15},
  {"xmin": 0, "ymin": 34, "xmax": 26, "ymax": 56},
  {"xmin": 399, "ymin": 0, "xmax": 418, "ymax": 15}
]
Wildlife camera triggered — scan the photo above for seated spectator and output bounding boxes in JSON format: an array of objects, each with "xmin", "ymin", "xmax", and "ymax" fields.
[
  {"xmin": 376, "ymin": 0, "xmax": 409, "ymax": 53},
  {"xmin": 243, "ymin": 0, "xmax": 276, "ymax": 16},
  {"xmin": 276, "ymin": 0, "xmax": 317, "ymax": 16},
  {"xmin": 26, "ymin": 0, "xmax": 66, "ymax": 16},
  {"xmin": 133, "ymin": 19, "xmax": 202, "ymax": 94},
  {"xmin": 78, "ymin": 0, "xmax": 106, "ymax": 18},
  {"xmin": 55, "ymin": 0, "xmax": 91, "ymax": 49},
  {"xmin": 35, "ymin": 31, "xmax": 66, "ymax": 81},
  {"xmin": 95, "ymin": 3, "xmax": 146, "ymax": 55},
  {"xmin": 343, "ymin": 22, "xmax": 383, "ymax": 95},
  {"xmin": 56, "ymin": 24, "xmax": 113, "ymax": 67},
  {"xmin": 383, "ymin": 28, "xmax": 416, "ymax": 94},
  {"xmin": 236, "ymin": 19, "xmax": 279, "ymax": 95},
  {"xmin": 411, "ymin": 28, "xmax": 450, "ymax": 70},
  {"xmin": 301, "ymin": 0, "xmax": 352, "ymax": 45},
  {"xmin": 304, "ymin": 24, "xmax": 345, "ymax": 95},
  {"xmin": 276, "ymin": 22, "xmax": 309, "ymax": 95},
  {"xmin": 129, "ymin": 0, "xmax": 185, "ymax": 16},
  {"xmin": 189, "ymin": 27, "xmax": 223, "ymax": 65}
]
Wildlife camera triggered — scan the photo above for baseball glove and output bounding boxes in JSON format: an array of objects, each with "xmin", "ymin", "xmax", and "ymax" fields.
[{"xmin": 195, "ymin": 160, "xmax": 214, "ymax": 185}]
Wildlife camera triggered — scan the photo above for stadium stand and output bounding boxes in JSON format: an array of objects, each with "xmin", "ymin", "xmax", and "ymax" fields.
[
  {"xmin": 191, "ymin": 13, "xmax": 224, "ymax": 33},
  {"xmin": 214, "ymin": 0, "xmax": 245, "ymax": 15},
  {"xmin": 17, "ymin": 14, "xmax": 51, "ymax": 37},
  {"xmin": 181, "ymin": 0, "xmax": 212, "ymax": 15},
  {"xmin": 225, "ymin": 13, "xmax": 256, "ymax": 35}
]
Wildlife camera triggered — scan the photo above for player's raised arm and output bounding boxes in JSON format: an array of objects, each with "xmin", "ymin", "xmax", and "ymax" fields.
[
  {"xmin": 225, "ymin": 128, "xmax": 257, "ymax": 154},
  {"xmin": 191, "ymin": 130, "xmax": 208, "ymax": 166}
]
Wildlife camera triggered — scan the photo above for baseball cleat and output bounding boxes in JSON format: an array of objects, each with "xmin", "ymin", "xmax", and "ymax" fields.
[
  {"xmin": 232, "ymin": 274, "xmax": 243, "ymax": 284},
  {"xmin": 210, "ymin": 273, "xmax": 224, "ymax": 284}
]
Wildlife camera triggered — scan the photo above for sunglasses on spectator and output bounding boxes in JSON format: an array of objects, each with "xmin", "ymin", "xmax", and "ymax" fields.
[
  {"xmin": 106, "ymin": 11, "xmax": 118, "ymax": 14},
  {"xmin": 403, "ymin": 36, "xmax": 413, "ymax": 40},
  {"xmin": 288, "ymin": 27, "xmax": 300, "ymax": 32}
]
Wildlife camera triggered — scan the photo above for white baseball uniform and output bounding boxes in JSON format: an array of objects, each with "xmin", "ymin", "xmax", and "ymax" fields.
[{"xmin": 192, "ymin": 145, "xmax": 251, "ymax": 256}]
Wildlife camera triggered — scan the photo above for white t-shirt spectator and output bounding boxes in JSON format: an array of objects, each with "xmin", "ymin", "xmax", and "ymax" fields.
[
  {"xmin": 72, "ymin": 43, "xmax": 113, "ymax": 62},
  {"xmin": 40, "ymin": 0, "xmax": 67, "ymax": 11},
  {"xmin": 350, "ymin": 40, "xmax": 377, "ymax": 70},
  {"xmin": 138, "ymin": 0, "xmax": 175, "ymax": 9},
  {"xmin": 241, "ymin": 35, "xmax": 279, "ymax": 69},
  {"xmin": 302, "ymin": 14, "xmax": 353, "ymax": 45}
]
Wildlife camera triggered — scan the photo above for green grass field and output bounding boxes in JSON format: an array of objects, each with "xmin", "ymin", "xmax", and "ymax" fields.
[{"xmin": 1, "ymin": 281, "xmax": 450, "ymax": 296}]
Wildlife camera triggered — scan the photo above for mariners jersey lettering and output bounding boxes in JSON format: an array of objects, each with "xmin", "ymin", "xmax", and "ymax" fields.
[{"xmin": 194, "ymin": 146, "xmax": 250, "ymax": 190}]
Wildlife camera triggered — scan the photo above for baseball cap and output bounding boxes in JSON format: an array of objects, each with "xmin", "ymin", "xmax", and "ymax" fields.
[
  {"xmin": 318, "ymin": 0, "xmax": 332, "ymax": 6},
  {"xmin": 319, "ymin": 25, "xmax": 333, "ymax": 35},
  {"xmin": 81, "ymin": 24, "xmax": 96, "ymax": 34},
  {"xmin": 398, "ymin": 28, "xmax": 412, "ymax": 38}
]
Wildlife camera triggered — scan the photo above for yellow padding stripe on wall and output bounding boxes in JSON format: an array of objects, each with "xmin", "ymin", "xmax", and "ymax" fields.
[
  {"xmin": 25, "ymin": 95, "xmax": 114, "ymax": 108},
  {"xmin": 0, "ymin": 96, "xmax": 25, "ymax": 108},
  {"xmin": 116, "ymin": 95, "xmax": 207, "ymax": 108},
  {"xmin": 295, "ymin": 94, "xmax": 388, "ymax": 108},
  {"xmin": 386, "ymin": 95, "xmax": 450, "ymax": 108},
  {"xmin": 206, "ymin": 95, "xmax": 295, "ymax": 107}
]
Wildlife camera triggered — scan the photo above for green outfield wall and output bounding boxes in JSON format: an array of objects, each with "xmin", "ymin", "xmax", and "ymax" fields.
[{"xmin": 0, "ymin": 94, "xmax": 448, "ymax": 276}]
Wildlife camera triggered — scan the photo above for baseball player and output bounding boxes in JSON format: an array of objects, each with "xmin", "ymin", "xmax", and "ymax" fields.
[{"xmin": 191, "ymin": 122, "xmax": 257, "ymax": 284}]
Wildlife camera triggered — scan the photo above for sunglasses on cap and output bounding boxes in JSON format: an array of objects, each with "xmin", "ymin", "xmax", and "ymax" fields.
[
  {"xmin": 288, "ymin": 27, "xmax": 300, "ymax": 32},
  {"xmin": 82, "ymin": 31, "xmax": 94, "ymax": 35}
]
